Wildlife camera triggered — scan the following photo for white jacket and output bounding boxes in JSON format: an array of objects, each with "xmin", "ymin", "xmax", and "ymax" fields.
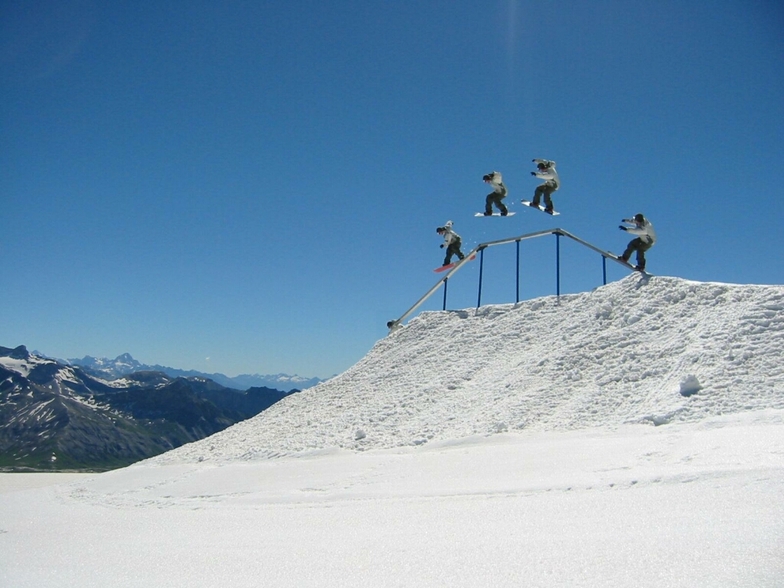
[
  {"xmin": 440, "ymin": 221, "xmax": 461, "ymax": 246},
  {"xmin": 485, "ymin": 171, "xmax": 507, "ymax": 196},
  {"xmin": 533, "ymin": 159, "xmax": 560, "ymax": 190},
  {"xmin": 622, "ymin": 216, "xmax": 657, "ymax": 245}
]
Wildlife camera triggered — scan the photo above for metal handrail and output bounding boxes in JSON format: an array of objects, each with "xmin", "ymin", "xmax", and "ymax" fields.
[{"xmin": 386, "ymin": 227, "xmax": 638, "ymax": 331}]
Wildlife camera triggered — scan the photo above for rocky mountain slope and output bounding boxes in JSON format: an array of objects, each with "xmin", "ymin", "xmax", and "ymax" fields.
[{"xmin": 0, "ymin": 346, "xmax": 292, "ymax": 471}]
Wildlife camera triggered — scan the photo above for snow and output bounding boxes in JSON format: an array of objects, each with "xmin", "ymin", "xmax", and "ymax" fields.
[
  {"xmin": 1, "ymin": 275, "xmax": 783, "ymax": 587},
  {"xmin": 0, "ymin": 355, "xmax": 47, "ymax": 378}
]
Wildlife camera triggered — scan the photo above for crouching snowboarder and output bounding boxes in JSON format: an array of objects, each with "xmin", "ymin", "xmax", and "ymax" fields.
[
  {"xmin": 482, "ymin": 171, "xmax": 508, "ymax": 216},
  {"xmin": 529, "ymin": 159, "xmax": 560, "ymax": 214},
  {"xmin": 618, "ymin": 213, "xmax": 656, "ymax": 271},
  {"xmin": 436, "ymin": 221, "xmax": 465, "ymax": 267}
]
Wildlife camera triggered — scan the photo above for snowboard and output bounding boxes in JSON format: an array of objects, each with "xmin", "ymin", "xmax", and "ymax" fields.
[
  {"xmin": 611, "ymin": 254, "xmax": 650, "ymax": 275},
  {"xmin": 474, "ymin": 212, "xmax": 515, "ymax": 217},
  {"xmin": 520, "ymin": 201, "xmax": 560, "ymax": 216},
  {"xmin": 434, "ymin": 254, "xmax": 476, "ymax": 273}
]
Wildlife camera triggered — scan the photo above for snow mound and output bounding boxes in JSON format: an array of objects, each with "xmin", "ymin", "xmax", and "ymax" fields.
[{"xmin": 152, "ymin": 276, "xmax": 784, "ymax": 464}]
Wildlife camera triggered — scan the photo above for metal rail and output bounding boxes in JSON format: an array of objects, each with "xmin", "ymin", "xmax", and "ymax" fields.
[{"xmin": 386, "ymin": 227, "xmax": 641, "ymax": 330}]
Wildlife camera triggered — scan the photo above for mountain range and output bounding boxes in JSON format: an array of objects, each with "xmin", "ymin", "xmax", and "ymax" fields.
[
  {"xmin": 63, "ymin": 353, "xmax": 326, "ymax": 391},
  {"xmin": 0, "ymin": 345, "xmax": 296, "ymax": 471}
]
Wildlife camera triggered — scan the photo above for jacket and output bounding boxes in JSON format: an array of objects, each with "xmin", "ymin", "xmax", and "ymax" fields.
[
  {"xmin": 533, "ymin": 159, "xmax": 560, "ymax": 190},
  {"xmin": 485, "ymin": 171, "xmax": 507, "ymax": 196},
  {"xmin": 439, "ymin": 221, "xmax": 461, "ymax": 246},
  {"xmin": 622, "ymin": 216, "xmax": 657, "ymax": 245}
]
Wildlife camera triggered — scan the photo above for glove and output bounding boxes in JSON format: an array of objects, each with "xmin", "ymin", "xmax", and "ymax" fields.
[
  {"xmin": 619, "ymin": 226, "xmax": 627, "ymax": 231},
  {"xmin": 440, "ymin": 244, "xmax": 445, "ymax": 248},
  {"xmin": 531, "ymin": 159, "xmax": 536, "ymax": 162},
  {"xmin": 530, "ymin": 171, "xmax": 536, "ymax": 176}
]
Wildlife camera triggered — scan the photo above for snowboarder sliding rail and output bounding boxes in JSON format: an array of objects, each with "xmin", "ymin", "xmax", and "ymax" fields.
[
  {"xmin": 617, "ymin": 213, "xmax": 656, "ymax": 271},
  {"xmin": 436, "ymin": 221, "xmax": 466, "ymax": 268},
  {"xmin": 524, "ymin": 159, "xmax": 560, "ymax": 214}
]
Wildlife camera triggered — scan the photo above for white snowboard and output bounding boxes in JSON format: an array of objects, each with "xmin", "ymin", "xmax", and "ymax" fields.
[{"xmin": 520, "ymin": 201, "xmax": 560, "ymax": 216}]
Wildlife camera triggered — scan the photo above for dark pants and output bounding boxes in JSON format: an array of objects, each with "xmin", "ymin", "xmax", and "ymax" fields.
[
  {"xmin": 622, "ymin": 238, "xmax": 652, "ymax": 269},
  {"xmin": 444, "ymin": 239, "xmax": 465, "ymax": 265},
  {"xmin": 532, "ymin": 184, "xmax": 556, "ymax": 209},
  {"xmin": 485, "ymin": 192, "xmax": 508, "ymax": 215}
]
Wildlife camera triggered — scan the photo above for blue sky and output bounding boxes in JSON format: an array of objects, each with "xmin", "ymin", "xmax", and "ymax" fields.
[{"xmin": 2, "ymin": 1, "xmax": 782, "ymax": 379}]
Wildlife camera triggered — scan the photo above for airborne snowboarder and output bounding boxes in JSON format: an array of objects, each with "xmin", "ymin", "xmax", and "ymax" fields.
[
  {"xmin": 482, "ymin": 171, "xmax": 508, "ymax": 216},
  {"xmin": 528, "ymin": 159, "xmax": 560, "ymax": 214}
]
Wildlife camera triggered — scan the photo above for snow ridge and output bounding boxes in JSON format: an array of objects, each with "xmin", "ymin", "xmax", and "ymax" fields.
[{"xmin": 153, "ymin": 276, "xmax": 784, "ymax": 464}]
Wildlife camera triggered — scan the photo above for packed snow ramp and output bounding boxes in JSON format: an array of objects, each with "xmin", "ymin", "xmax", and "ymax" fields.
[{"xmin": 153, "ymin": 276, "xmax": 784, "ymax": 463}]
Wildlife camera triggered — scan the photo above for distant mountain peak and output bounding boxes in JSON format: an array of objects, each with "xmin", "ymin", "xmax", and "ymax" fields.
[
  {"xmin": 66, "ymin": 353, "xmax": 324, "ymax": 392},
  {"xmin": 0, "ymin": 345, "xmax": 30, "ymax": 360}
]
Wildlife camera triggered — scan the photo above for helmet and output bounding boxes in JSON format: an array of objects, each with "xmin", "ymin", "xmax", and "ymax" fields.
[
  {"xmin": 634, "ymin": 213, "xmax": 644, "ymax": 223},
  {"xmin": 537, "ymin": 162, "xmax": 547, "ymax": 170},
  {"xmin": 436, "ymin": 227, "xmax": 445, "ymax": 233}
]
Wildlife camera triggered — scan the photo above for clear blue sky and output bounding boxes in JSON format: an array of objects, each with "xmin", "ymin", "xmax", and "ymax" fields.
[{"xmin": 2, "ymin": 1, "xmax": 782, "ymax": 379}]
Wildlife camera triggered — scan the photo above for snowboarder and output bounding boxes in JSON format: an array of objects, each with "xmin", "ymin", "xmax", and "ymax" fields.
[
  {"xmin": 528, "ymin": 159, "xmax": 560, "ymax": 213},
  {"xmin": 483, "ymin": 171, "xmax": 508, "ymax": 216},
  {"xmin": 436, "ymin": 221, "xmax": 465, "ymax": 267},
  {"xmin": 618, "ymin": 213, "xmax": 656, "ymax": 271}
]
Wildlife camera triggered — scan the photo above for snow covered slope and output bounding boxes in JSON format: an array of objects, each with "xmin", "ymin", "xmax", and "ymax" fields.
[
  {"xmin": 155, "ymin": 275, "xmax": 784, "ymax": 463},
  {"xmin": 2, "ymin": 275, "xmax": 783, "ymax": 588}
]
